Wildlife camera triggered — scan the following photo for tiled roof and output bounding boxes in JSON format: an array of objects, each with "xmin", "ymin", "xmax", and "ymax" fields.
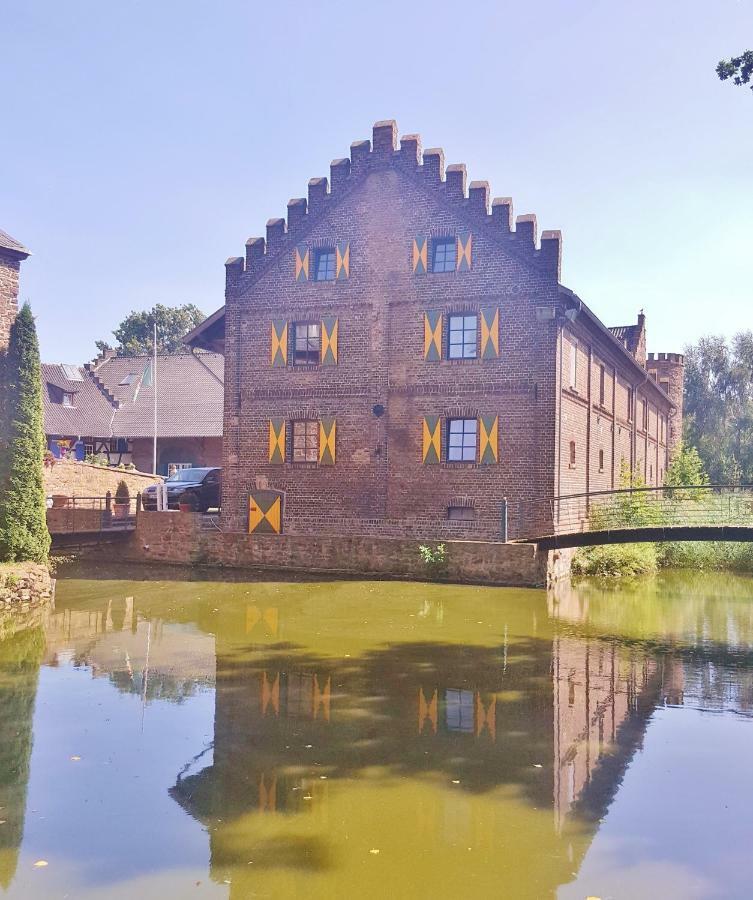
[
  {"xmin": 0, "ymin": 228, "xmax": 30, "ymax": 258},
  {"xmin": 42, "ymin": 353, "xmax": 224, "ymax": 439}
]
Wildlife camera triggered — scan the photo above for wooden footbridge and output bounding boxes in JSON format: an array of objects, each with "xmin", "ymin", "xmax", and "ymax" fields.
[{"xmin": 512, "ymin": 484, "xmax": 753, "ymax": 550}]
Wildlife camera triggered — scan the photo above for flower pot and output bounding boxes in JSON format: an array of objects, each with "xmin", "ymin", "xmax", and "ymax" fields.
[
  {"xmin": 51, "ymin": 494, "xmax": 68, "ymax": 509},
  {"xmin": 179, "ymin": 502, "xmax": 195, "ymax": 514},
  {"xmin": 113, "ymin": 502, "xmax": 130, "ymax": 520}
]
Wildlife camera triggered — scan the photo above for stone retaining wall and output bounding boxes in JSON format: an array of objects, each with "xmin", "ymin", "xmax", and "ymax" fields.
[
  {"xmin": 119, "ymin": 511, "xmax": 567, "ymax": 587},
  {"xmin": 0, "ymin": 564, "xmax": 55, "ymax": 611},
  {"xmin": 44, "ymin": 460, "xmax": 161, "ymax": 500}
]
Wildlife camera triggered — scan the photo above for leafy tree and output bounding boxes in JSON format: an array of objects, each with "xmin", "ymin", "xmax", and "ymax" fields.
[
  {"xmin": 665, "ymin": 444, "xmax": 709, "ymax": 488},
  {"xmin": 0, "ymin": 304, "xmax": 50, "ymax": 563},
  {"xmin": 717, "ymin": 51, "xmax": 753, "ymax": 91},
  {"xmin": 97, "ymin": 303, "xmax": 206, "ymax": 356},
  {"xmin": 684, "ymin": 332, "xmax": 753, "ymax": 483}
]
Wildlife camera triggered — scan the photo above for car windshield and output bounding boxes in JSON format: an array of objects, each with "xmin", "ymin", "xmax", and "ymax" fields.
[{"xmin": 166, "ymin": 468, "xmax": 213, "ymax": 483}]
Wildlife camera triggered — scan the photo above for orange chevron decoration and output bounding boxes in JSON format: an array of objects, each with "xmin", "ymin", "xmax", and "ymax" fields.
[
  {"xmin": 294, "ymin": 245, "xmax": 310, "ymax": 281},
  {"xmin": 261, "ymin": 672, "xmax": 280, "ymax": 716},
  {"xmin": 418, "ymin": 688, "xmax": 438, "ymax": 734},
  {"xmin": 246, "ymin": 606, "xmax": 279, "ymax": 636},
  {"xmin": 456, "ymin": 232, "xmax": 472, "ymax": 272},
  {"xmin": 321, "ymin": 317, "xmax": 339, "ymax": 365},
  {"xmin": 422, "ymin": 416, "xmax": 441, "ymax": 464},
  {"xmin": 423, "ymin": 310, "xmax": 442, "ymax": 361},
  {"xmin": 249, "ymin": 490, "xmax": 283, "ymax": 534},
  {"xmin": 479, "ymin": 415, "xmax": 499, "ymax": 465},
  {"xmin": 271, "ymin": 320, "xmax": 288, "ymax": 366},
  {"xmin": 336, "ymin": 241, "xmax": 350, "ymax": 279},
  {"xmin": 480, "ymin": 307, "xmax": 499, "ymax": 359},
  {"xmin": 412, "ymin": 235, "xmax": 428, "ymax": 274},
  {"xmin": 259, "ymin": 773, "xmax": 277, "ymax": 811},
  {"xmin": 319, "ymin": 418, "xmax": 336, "ymax": 465},
  {"xmin": 268, "ymin": 419, "xmax": 286, "ymax": 464},
  {"xmin": 313, "ymin": 675, "xmax": 331, "ymax": 721},
  {"xmin": 475, "ymin": 693, "xmax": 496, "ymax": 740}
]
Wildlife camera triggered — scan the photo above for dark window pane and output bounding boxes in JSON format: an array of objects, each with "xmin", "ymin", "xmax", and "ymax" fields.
[
  {"xmin": 315, "ymin": 250, "xmax": 336, "ymax": 281},
  {"xmin": 445, "ymin": 689, "xmax": 474, "ymax": 732},
  {"xmin": 447, "ymin": 313, "xmax": 477, "ymax": 359},
  {"xmin": 432, "ymin": 238, "xmax": 456, "ymax": 273}
]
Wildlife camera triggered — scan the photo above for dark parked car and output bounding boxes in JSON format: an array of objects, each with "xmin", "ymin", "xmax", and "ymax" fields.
[{"xmin": 142, "ymin": 467, "xmax": 221, "ymax": 512}]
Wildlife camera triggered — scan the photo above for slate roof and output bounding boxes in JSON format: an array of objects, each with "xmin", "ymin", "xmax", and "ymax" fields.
[
  {"xmin": 608, "ymin": 323, "xmax": 642, "ymax": 356},
  {"xmin": 0, "ymin": 228, "xmax": 31, "ymax": 258},
  {"xmin": 42, "ymin": 353, "xmax": 224, "ymax": 439},
  {"xmin": 42, "ymin": 363, "xmax": 117, "ymax": 438}
]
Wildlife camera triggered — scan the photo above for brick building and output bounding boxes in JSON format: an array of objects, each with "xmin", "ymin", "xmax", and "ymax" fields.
[{"xmin": 185, "ymin": 120, "xmax": 683, "ymax": 539}]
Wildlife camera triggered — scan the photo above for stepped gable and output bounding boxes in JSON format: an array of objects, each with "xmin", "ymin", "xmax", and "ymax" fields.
[
  {"xmin": 185, "ymin": 119, "xmax": 562, "ymax": 353},
  {"xmin": 41, "ymin": 363, "xmax": 117, "ymax": 438},
  {"xmin": 223, "ymin": 118, "xmax": 562, "ymax": 287}
]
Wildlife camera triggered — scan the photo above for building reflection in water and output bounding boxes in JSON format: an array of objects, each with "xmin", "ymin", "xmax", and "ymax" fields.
[{"xmin": 3, "ymin": 572, "xmax": 753, "ymax": 897}]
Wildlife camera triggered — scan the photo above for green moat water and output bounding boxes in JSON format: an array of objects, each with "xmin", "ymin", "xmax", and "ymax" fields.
[{"xmin": 2, "ymin": 566, "xmax": 753, "ymax": 899}]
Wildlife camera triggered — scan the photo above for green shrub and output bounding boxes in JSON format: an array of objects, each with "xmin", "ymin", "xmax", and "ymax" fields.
[
  {"xmin": 418, "ymin": 543, "xmax": 447, "ymax": 576},
  {"xmin": 573, "ymin": 542, "xmax": 658, "ymax": 577},
  {"xmin": 660, "ymin": 540, "xmax": 753, "ymax": 572},
  {"xmin": 114, "ymin": 480, "xmax": 130, "ymax": 504}
]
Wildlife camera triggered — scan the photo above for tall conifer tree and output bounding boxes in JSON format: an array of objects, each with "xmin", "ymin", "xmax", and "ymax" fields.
[{"xmin": 0, "ymin": 304, "xmax": 50, "ymax": 562}]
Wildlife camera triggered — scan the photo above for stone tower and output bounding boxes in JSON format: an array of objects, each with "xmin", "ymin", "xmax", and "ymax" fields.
[
  {"xmin": 647, "ymin": 352, "xmax": 685, "ymax": 455},
  {"xmin": 0, "ymin": 229, "xmax": 30, "ymax": 356},
  {"xmin": 0, "ymin": 229, "xmax": 31, "ymax": 433}
]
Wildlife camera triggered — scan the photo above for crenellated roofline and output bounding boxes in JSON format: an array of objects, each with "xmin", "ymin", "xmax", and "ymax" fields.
[
  {"xmin": 223, "ymin": 119, "xmax": 561, "ymax": 288},
  {"xmin": 185, "ymin": 119, "xmax": 562, "ymax": 353}
]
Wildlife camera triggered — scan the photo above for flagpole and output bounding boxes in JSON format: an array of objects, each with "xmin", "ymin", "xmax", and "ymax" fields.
[{"xmin": 152, "ymin": 321, "xmax": 158, "ymax": 475}]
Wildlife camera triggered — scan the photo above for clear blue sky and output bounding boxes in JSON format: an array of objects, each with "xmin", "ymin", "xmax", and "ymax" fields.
[{"xmin": 2, "ymin": 0, "xmax": 751, "ymax": 363}]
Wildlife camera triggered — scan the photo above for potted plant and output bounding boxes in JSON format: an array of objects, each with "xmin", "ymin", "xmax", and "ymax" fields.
[
  {"xmin": 113, "ymin": 480, "xmax": 131, "ymax": 519},
  {"xmin": 179, "ymin": 490, "xmax": 199, "ymax": 514}
]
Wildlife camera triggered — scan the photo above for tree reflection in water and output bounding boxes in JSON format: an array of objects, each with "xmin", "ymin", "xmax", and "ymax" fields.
[{"xmin": 2, "ymin": 566, "xmax": 753, "ymax": 898}]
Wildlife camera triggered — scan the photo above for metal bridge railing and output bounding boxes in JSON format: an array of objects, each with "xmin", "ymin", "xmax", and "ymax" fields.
[{"xmin": 514, "ymin": 484, "xmax": 753, "ymax": 541}]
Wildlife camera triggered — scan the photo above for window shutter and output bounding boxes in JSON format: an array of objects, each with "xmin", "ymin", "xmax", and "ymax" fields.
[
  {"xmin": 270, "ymin": 320, "xmax": 288, "ymax": 367},
  {"xmin": 319, "ymin": 418, "xmax": 336, "ymax": 465},
  {"xmin": 422, "ymin": 416, "xmax": 441, "ymax": 464},
  {"xmin": 321, "ymin": 316, "xmax": 339, "ymax": 365},
  {"xmin": 423, "ymin": 310, "xmax": 443, "ymax": 362},
  {"xmin": 480, "ymin": 307, "xmax": 499, "ymax": 359},
  {"xmin": 336, "ymin": 242, "xmax": 350, "ymax": 279},
  {"xmin": 456, "ymin": 232, "xmax": 472, "ymax": 272},
  {"xmin": 269, "ymin": 419, "xmax": 286, "ymax": 464},
  {"xmin": 294, "ymin": 245, "xmax": 310, "ymax": 281},
  {"xmin": 412, "ymin": 236, "xmax": 428, "ymax": 275},
  {"xmin": 479, "ymin": 415, "xmax": 498, "ymax": 464}
]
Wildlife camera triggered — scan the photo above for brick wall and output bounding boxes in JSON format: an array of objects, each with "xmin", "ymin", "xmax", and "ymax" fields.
[
  {"xmin": 557, "ymin": 325, "xmax": 671, "ymax": 506},
  {"xmin": 212, "ymin": 120, "xmax": 680, "ymax": 541},
  {"xmin": 46, "ymin": 507, "xmax": 105, "ymax": 534},
  {"xmin": 121, "ymin": 511, "xmax": 561, "ymax": 587},
  {"xmin": 221, "ymin": 123, "xmax": 560, "ymax": 541}
]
